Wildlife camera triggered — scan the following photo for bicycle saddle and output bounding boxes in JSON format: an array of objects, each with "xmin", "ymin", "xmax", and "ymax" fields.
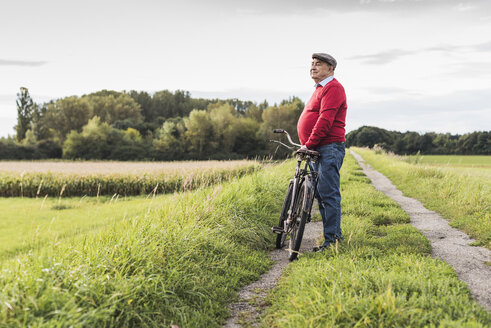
[{"xmin": 296, "ymin": 148, "xmax": 320, "ymax": 157}]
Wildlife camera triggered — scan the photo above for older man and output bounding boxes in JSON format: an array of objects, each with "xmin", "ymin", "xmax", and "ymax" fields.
[{"xmin": 297, "ymin": 53, "xmax": 347, "ymax": 251}]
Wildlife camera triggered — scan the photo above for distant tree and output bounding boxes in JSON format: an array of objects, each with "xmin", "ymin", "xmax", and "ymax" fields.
[
  {"xmin": 150, "ymin": 90, "xmax": 175, "ymax": 119},
  {"xmin": 458, "ymin": 133, "xmax": 479, "ymax": 155},
  {"xmin": 346, "ymin": 126, "xmax": 490, "ymax": 155},
  {"xmin": 110, "ymin": 128, "xmax": 149, "ymax": 160},
  {"xmin": 190, "ymin": 97, "xmax": 217, "ymax": 113},
  {"xmin": 37, "ymin": 97, "xmax": 92, "ymax": 144},
  {"xmin": 209, "ymin": 104, "xmax": 239, "ymax": 153},
  {"xmin": 86, "ymin": 89, "xmax": 124, "ymax": 98},
  {"xmin": 63, "ymin": 116, "xmax": 118, "ymax": 159},
  {"xmin": 474, "ymin": 132, "xmax": 491, "ymax": 154},
  {"xmin": 233, "ymin": 117, "xmax": 263, "ymax": 156},
  {"xmin": 346, "ymin": 126, "xmax": 398, "ymax": 150},
  {"xmin": 225, "ymin": 98, "xmax": 255, "ymax": 114},
  {"xmin": 401, "ymin": 132, "xmax": 422, "ymax": 154},
  {"xmin": 150, "ymin": 90, "xmax": 194, "ymax": 119},
  {"xmin": 37, "ymin": 139, "xmax": 62, "ymax": 158},
  {"xmin": 22, "ymin": 129, "xmax": 37, "ymax": 146},
  {"xmin": 244, "ymin": 103, "xmax": 263, "ymax": 122},
  {"xmin": 185, "ymin": 110, "xmax": 215, "ymax": 158},
  {"xmin": 128, "ymin": 90, "xmax": 153, "ymax": 121},
  {"xmin": 15, "ymin": 87, "xmax": 34, "ymax": 141},
  {"xmin": 87, "ymin": 93, "xmax": 142, "ymax": 125},
  {"xmin": 173, "ymin": 90, "xmax": 192, "ymax": 117},
  {"xmin": 153, "ymin": 118, "xmax": 186, "ymax": 160},
  {"xmin": 258, "ymin": 100, "xmax": 304, "ymax": 156},
  {"xmin": 280, "ymin": 96, "xmax": 304, "ymax": 115},
  {"xmin": 420, "ymin": 133, "xmax": 435, "ymax": 154}
]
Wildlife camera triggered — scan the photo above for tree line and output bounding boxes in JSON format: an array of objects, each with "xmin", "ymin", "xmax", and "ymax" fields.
[
  {"xmin": 3, "ymin": 88, "xmax": 489, "ymax": 160},
  {"xmin": 2, "ymin": 87, "xmax": 302, "ymax": 160},
  {"xmin": 346, "ymin": 126, "xmax": 490, "ymax": 155}
]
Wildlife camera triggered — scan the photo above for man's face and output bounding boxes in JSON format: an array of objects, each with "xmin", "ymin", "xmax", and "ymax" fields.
[{"xmin": 310, "ymin": 58, "xmax": 333, "ymax": 83}]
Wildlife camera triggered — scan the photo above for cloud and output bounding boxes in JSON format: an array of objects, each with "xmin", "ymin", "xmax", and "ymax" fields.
[
  {"xmin": 425, "ymin": 45, "xmax": 460, "ymax": 53},
  {"xmin": 348, "ymin": 49, "xmax": 415, "ymax": 64},
  {"xmin": 203, "ymin": 0, "xmax": 491, "ymax": 16},
  {"xmin": 447, "ymin": 61, "xmax": 491, "ymax": 77},
  {"xmin": 473, "ymin": 40, "xmax": 491, "ymax": 52},
  {"xmin": 349, "ymin": 40, "xmax": 491, "ymax": 65},
  {"xmin": 348, "ymin": 88, "xmax": 491, "ymax": 133},
  {"xmin": 368, "ymin": 89, "xmax": 490, "ymax": 113},
  {"xmin": 427, "ymin": 40, "xmax": 491, "ymax": 53},
  {"xmin": 0, "ymin": 59, "xmax": 47, "ymax": 67}
]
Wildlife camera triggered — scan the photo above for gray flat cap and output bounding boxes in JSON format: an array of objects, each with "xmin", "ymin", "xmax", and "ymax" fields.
[{"xmin": 312, "ymin": 53, "xmax": 337, "ymax": 69}]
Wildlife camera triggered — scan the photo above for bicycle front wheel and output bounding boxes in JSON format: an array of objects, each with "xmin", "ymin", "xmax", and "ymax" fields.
[
  {"xmin": 276, "ymin": 181, "xmax": 293, "ymax": 249},
  {"xmin": 289, "ymin": 179, "xmax": 308, "ymax": 261}
]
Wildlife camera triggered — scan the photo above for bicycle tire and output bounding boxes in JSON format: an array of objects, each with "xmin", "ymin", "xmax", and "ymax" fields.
[
  {"xmin": 289, "ymin": 179, "xmax": 308, "ymax": 261},
  {"xmin": 276, "ymin": 181, "xmax": 293, "ymax": 249}
]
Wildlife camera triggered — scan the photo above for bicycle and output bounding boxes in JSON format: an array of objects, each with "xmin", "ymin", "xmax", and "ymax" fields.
[{"xmin": 270, "ymin": 129, "xmax": 320, "ymax": 261}]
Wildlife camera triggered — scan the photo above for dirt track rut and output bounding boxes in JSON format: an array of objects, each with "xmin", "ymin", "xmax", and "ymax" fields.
[{"xmin": 224, "ymin": 220, "xmax": 323, "ymax": 327}]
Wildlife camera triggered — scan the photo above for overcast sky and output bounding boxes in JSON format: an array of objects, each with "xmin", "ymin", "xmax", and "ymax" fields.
[{"xmin": 1, "ymin": 0, "xmax": 490, "ymax": 137}]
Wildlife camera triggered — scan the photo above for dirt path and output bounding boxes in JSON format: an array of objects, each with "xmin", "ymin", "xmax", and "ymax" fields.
[
  {"xmin": 224, "ymin": 220, "xmax": 323, "ymax": 327},
  {"xmin": 351, "ymin": 150, "xmax": 491, "ymax": 311}
]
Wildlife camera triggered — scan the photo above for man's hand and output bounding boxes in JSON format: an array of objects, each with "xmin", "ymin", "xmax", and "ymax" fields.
[
  {"xmin": 296, "ymin": 145, "xmax": 309, "ymax": 154},
  {"xmin": 296, "ymin": 145, "xmax": 320, "ymax": 157}
]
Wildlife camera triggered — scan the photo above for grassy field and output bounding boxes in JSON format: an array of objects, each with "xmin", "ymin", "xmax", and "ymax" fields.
[
  {"xmin": 0, "ymin": 161, "xmax": 290, "ymax": 327},
  {"xmin": 0, "ymin": 160, "xmax": 258, "ymax": 174},
  {"xmin": 262, "ymin": 154, "xmax": 490, "ymax": 327},
  {"xmin": 405, "ymin": 154, "xmax": 491, "ymax": 166},
  {"xmin": 0, "ymin": 195, "xmax": 164, "ymax": 261},
  {"xmin": 354, "ymin": 148, "xmax": 491, "ymax": 249},
  {"xmin": 0, "ymin": 160, "xmax": 259, "ymax": 197},
  {"xmin": 1, "ymin": 155, "xmax": 489, "ymax": 326}
]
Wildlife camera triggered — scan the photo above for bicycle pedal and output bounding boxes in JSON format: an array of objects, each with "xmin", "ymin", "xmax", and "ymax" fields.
[{"xmin": 272, "ymin": 226, "xmax": 285, "ymax": 234}]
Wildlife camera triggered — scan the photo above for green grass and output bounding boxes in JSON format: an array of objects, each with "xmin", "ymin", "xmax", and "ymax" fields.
[
  {"xmin": 0, "ymin": 195, "xmax": 164, "ymax": 261},
  {"xmin": 261, "ymin": 153, "xmax": 490, "ymax": 327},
  {"xmin": 0, "ymin": 161, "xmax": 291, "ymax": 327},
  {"xmin": 354, "ymin": 148, "xmax": 491, "ymax": 249},
  {"xmin": 405, "ymin": 154, "xmax": 491, "ymax": 167}
]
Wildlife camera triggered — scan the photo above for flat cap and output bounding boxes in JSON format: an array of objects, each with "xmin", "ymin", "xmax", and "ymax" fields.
[{"xmin": 312, "ymin": 53, "xmax": 337, "ymax": 69}]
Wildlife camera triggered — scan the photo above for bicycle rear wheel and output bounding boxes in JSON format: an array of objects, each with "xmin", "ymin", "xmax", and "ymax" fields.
[
  {"xmin": 276, "ymin": 181, "xmax": 293, "ymax": 249},
  {"xmin": 289, "ymin": 179, "xmax": 308, "ymax": 261}
]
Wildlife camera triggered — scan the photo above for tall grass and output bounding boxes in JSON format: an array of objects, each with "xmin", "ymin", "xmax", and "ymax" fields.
[
  {"xmin": 0, "ymin": 161, "xmax": 290, "ymax": 327},
  {"xmin": 261, "ymin": 153, "xmax": 490, "ymax": 327},
  {"xmin": 353, "ymin": 147, "xmax": 491, "ymax": 248},
  {"xmin": 0, "ymin": 161, "xmax": 259, "ymax": 197}
]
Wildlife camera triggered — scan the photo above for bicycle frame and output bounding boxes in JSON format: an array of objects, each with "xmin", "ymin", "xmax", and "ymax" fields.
[{"xmin": 285, "ymin": 151, "xmax": 319, "ymax": 230}]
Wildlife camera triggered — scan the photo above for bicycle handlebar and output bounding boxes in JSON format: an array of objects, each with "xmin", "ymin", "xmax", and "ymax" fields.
[
  {"xmin": 272, "ymin": 129, "xmax": 302, "ymax": 147},
  {"xmin": 270, "ymin": 129, "xmax": 320, "ymax": 157}
]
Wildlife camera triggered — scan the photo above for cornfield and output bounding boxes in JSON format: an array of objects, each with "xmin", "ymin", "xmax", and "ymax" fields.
[{"xmin": 0, "ymin": 160, "xmax": 260, "ymax": 197}]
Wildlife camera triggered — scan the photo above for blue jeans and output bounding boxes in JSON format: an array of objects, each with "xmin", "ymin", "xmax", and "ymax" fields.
[{"xmin": 310, "ymin": 142, "xmax": 345, "ymax": 247}]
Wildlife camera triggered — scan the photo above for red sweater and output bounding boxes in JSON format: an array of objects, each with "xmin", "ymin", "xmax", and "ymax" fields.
[{"xmin": 297, "ymin": 78, "xmax": 347, "ymax": 149}]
